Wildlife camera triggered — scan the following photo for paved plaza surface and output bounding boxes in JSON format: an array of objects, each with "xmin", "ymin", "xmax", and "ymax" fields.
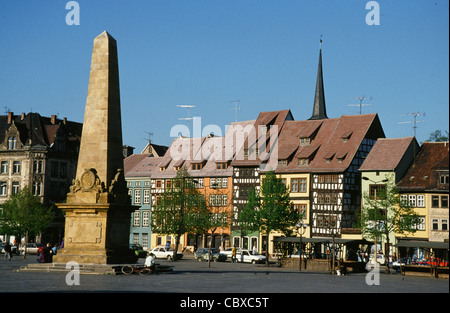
[{"xmin": 1, "ymin": 254, "xmax": 448, "ymax": 294}]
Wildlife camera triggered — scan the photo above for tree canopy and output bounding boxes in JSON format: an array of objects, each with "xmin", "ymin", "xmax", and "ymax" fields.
[{"xmin": 239, "ymin": 171, "xmax": 301, "ymax": 265}]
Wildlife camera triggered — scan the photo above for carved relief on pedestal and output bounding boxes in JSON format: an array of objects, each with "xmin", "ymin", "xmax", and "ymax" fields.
[{"xmin": 67, "ymin": 221, "xmax": 102, "ymax": 244}]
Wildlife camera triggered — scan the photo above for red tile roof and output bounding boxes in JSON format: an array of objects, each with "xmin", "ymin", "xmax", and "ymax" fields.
[
  {"xmin": 397, "ymin": 142, "xmax": 449, "ymax": 192},
  {"xmin": 268, "ymin": 113, "xmax": 385, "ymax": 173},
  {"xmin": 359, "ymin": 137, "xmax": 417, "ymax": 171}
]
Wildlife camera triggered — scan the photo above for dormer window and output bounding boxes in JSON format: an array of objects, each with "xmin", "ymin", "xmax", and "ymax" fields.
[
  {"xmin": 300, "ymin": 137, "xmax": 310, "ymax": 146},
  {"xmin": 216, "ymin": 162, "xmax": 227, "ymax": 170},
  {"xmin": 191, "ymin": 163, "xmax": 203, "ymax": 170},
  {"xmin": 341, "ymin": 131, "xmax": 353, "ymax": 142},
  {"xmin": 440, "ymin": 173, "xmax": 449, "ymax": 185},
  {"xmin": 278, "ymin": 159, "xmax": 288, "ymax": 166},
  {"xmin": 298, "ymin": 158, "xmax": 309, "ymax": 166}
]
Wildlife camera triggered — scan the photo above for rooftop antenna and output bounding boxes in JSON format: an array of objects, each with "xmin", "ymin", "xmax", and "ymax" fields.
[
  {"xmin": 145, "ymin": 132, "xmax": 153, "ymax": 145},
  {"xmin": 399, "ymin": 112, "xmax": 425, "ymax": 137},
  {"xmin": 231, "ymin": 100, "xmax": 240, "ymax": 122},
  {"xmin": 348, "ymin": 96, "xmax": 372, "ymax": 115},
  {"xmin": 177, "ymin": 105, "xmax": 196, "ymax": 128}
]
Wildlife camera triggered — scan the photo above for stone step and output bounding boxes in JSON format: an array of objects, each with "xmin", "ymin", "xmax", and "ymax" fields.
[{"xmin": 16, "ymin": 262, "xmax": 122, "ymax": 275}]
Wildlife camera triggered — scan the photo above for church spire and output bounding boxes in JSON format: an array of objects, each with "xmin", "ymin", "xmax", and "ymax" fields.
[{"xmin": 309, "ymin": 37, "xmax": 328, "ymax": 120}]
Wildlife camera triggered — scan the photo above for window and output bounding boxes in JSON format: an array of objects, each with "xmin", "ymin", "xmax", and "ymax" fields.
[
  {"xmin": 12, "ymin": 182, "xmax": 20, "ymax": 195},
  {"xmin": 432, "ymin": 196, "xmax": 440, "ymax": 208},
  {"xmin": 369, "ymin": 185, "xmax": 386, "ymax": 200},
  {"xmin": 432, "ymin": 219, "xmax": 439, "ymax": 230},
  {"xmin": 210, "ymin": 177, "xmax": 228, "ymax": 189},
  {"xmin": 442, "ymin": 219, "xmax": 448, "ymax": 231},
  {"xmin": 299, "ymin": 178, "xmax": 307, "ymax": 192},
  {"xmin": 142, "ymin": 211, "xmax": 150, "ymax": 227},
  {"xmin": 142, "ymin": 234, "xmax": 149, "ymax": 247},
  {"xmin": 0, "ymin": 182, "xmax": 7, "ymax": 196},
  {"xmin": 289, "ymin": 178, "xmax": 307, "ymax": 193},
  {"xmin": 209, "ymin": 194, "xmax": 228, "ymax": 207},
  {"xmin": 298, "ymin": 158, "xmax": 309, "ymax": 166},
  {"xmin": 33, "ymin": 160, "xmax": 43, "ymax": 174},
  {"xmin": 12, "ymin": 161, "xmax": 21, "ymax": 174},
  {"xmin": 300, "ymin": 137, "xmax": 310, "ymax": 145},
  {"xmin": 7, "ymin": 137, "xmax": 17, "ymax": 150},
  {"xmin": 293, "ymin": 204, "xmax": 307, "ymax": 219},
  {"xmin": 216, "ymin": 162, "xmax": 227, "ymax": 170},
  {"xmin": 278, "ymin": 159, "xmax": 287, "ymax": 166},
  {"xmin": 441, "ymin": 196, "xmax": 448, "ymax": 208},
  {"xmin": 410, "ymin": 216, "xmax": 426, "ymax": 231},
  {"xmin": 143, "ymin": 189, "xmax": 150, "ymax": 204},
  {"xmin": 0, "ymin": 161, "xmax": 8, "ymax": 174},
  {"xmin": 32, "ymin": 181, "xmax": 42, "ymax": 196},
  {"xmin": 191, "ymin": 163, "xmax": 203, "ymax": 170},
  {"xmin": 156, "ymin": 180, "xmax": 162, "ymax": 188},
  {"xmin": 291, "ymin": 179, "xmax": 298, "ymax": 192},
  {"xmin": 134, "ymin": 189, "xmax": 141, "ymax": 205},
  {"xmin": 133, "ymin": 233, "xmax": 139, "ymax": 244},
  {"xmin": 416, "ymin": 195, "xmax": 425, "ymax": 207},
  {"xmin": 439, "ymin": 173, "xmax": 449, "ymax": 185},
  {"xmin": 133, "ymin": 211, "xmax": 140, "ymax": 227}
]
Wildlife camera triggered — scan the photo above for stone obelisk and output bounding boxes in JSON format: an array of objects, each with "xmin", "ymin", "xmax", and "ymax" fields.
[{"xmin": 54, "ymin": 31, "xmax": 136, "ymax": 265}]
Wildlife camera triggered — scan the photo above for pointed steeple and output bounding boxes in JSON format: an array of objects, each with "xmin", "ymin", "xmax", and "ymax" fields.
[{"xmin": 309, "ymin": 38, "xmax": 328, "ymax": 120}]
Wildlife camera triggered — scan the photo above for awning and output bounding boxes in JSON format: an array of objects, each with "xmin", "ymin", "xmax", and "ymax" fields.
[
  {"xmin": 395, "ymin": 240, "xmax": 449, "ymax": 249},
  {"xmin": 273, "ymin": 237, "xmax": 371, "ymax": 245}
]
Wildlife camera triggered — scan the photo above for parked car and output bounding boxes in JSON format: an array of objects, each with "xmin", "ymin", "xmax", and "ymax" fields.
[
  {"xmin": 129, "ymin": 244, "xmax": 147, "ymax": 258},
  {"xmin": 19, "ymin": 243, "xmax": 45, "ymax": 255},
  {"xmin": 222, "ymin": 248, "xmax": 241, "ymax": 259},
  {"xmin": 392, "ymin": 258, "xmax": 406, "ymax": 271},
  {"xmin": 194, "ymin": 248, "xmax": 227, "ymax": 262},
  {"xmin": 236, "ymin": 249, "xmax": 266, "ymax": 264},
  {"xmin": 149, "ymin": 246, "xmax": 183, "ymax": 260},
  {"xmin": 368, "ymin": 254, "xmax": 386, "ymax": 265}
]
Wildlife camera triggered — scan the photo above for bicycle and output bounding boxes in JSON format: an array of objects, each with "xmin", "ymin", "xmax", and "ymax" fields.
[{"xmin": 121, "ymin": 264, "xmax": 151, "ymax": 276}]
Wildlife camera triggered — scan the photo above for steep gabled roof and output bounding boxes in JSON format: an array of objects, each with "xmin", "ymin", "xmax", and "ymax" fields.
[
  {"xmin": 397, "ymin": 142, "xmax": 449, "ymax": 192},
  {"xmin": 359, "ymin": 137, "xmax": 418, "ymax": 171},
  {"xmin": 268, "ymin": 113, "xmax": 385, "ymax": 173}
]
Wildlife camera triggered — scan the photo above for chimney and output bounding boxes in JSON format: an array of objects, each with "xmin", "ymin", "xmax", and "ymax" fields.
[
  {"xmin": 21, "ymin": 113, "xmax": 25, "ymax": 120},
  {"xmin": 51, "ymin": 115, "xmax": 57, "ymax": 124},
  {"xmin": 8, "ymin": 112, "xmax": 13, "ymax": 124},
  {"xmin": 63, "ymin": 117, "xmax": 67, "ymax": 125}
]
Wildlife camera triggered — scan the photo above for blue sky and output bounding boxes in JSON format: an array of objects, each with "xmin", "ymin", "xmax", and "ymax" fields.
[{"xmin": 1, "ymin": 0, "xmax": 448, "ymax": 151}]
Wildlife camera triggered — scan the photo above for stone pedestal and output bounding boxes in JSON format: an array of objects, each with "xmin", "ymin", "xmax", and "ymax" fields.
[{"xmin": 53, "ymin": 204, "xmax": 136, "ymax": 264}]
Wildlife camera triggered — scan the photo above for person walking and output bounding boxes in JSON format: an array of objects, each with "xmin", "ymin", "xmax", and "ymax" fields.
[
  {"xmin": 231, "ymin": 246, "xmax": 237, "ymax": 263},
  {"xmin": 4, "ymin": 242, "xmax": 12, "ymax": 261}
]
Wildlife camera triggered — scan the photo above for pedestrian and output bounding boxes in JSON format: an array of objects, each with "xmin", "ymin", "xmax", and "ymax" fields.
[
  {"xmin": 51, "ymin": 244, "xmax": 58, "ymax": 256},
  {"xmin": 4, "ymin": 242, "xmax": 12, "ymax": 261},
  {"xmin": 44, "ymin": 243, "xmax": 52, "ymax": 263},
  {"xmin": 231, "ymin": 246, "xmax": 236, "ymax": 263}
]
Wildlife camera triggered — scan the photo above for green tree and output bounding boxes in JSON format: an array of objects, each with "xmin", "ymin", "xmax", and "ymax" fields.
[
  {"xmin": 0, "ymin": 187, "xmax": 54, "ymax": 258},
  {"xmin": 239, "ymin": 171, "xmax": 301, "ymax": 266},
  {"xmin": 424, "ymin": 130, "xmax": 449, "ymax": 142},
  {"xmin": 151, "ymin": 167, "xmax": 209, "ymax": 261},
  {"xmin": 357, "ymin": 175, "xmax": 420, "ymax": 273}
]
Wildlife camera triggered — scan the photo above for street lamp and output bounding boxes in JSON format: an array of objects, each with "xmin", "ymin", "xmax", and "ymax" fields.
[
  {"xmin": 295, "ymin": 220, "xmax": 308, "ymax": 272},
  {"xmin": 362, "ymin": 176, "xmax": 388, "ymax": 267}
]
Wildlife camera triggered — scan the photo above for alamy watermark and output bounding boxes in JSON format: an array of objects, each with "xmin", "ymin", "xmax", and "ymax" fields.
[
  {"xmin": 66, "ymin": 1, "xmax": 80, "ymax": 26},
  {"xmin": 65, "ymin": 261, "xmax": 80, "ymax": 286},
  {"xmin": 366, "ymin": 1, "xmax": 380, "ymax": 26}
]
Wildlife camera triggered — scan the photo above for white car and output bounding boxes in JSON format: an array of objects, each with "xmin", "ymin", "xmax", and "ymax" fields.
[
  {"xmin": 368, "ymin": 254, "xmax": 386, "ymax": 265},
  {"xmin": 149, "ymin": 246, "xmax": 183, "ymax": 260},
  {"xmin": 236, "ymin": 249, "xmax": 266, "ymax": 264}
]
